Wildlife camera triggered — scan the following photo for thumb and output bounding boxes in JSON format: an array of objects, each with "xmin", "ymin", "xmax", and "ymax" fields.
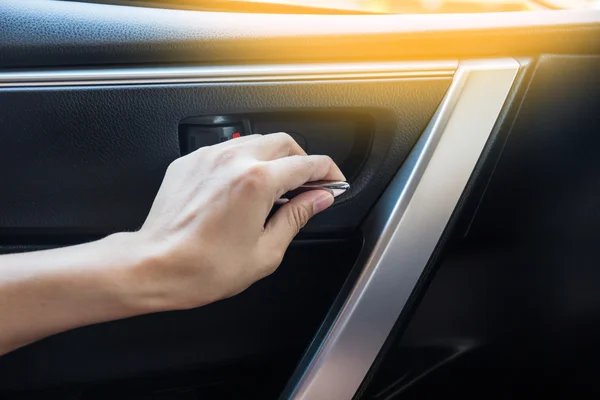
[{"xmin": 263, "ymin": 190, "xmax": 335, "ymax": 249}]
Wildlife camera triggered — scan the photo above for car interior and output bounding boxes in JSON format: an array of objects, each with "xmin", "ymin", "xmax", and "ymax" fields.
[{"xmin": 0, "ymin": 0, "xmax": 599, "ymax": 398}]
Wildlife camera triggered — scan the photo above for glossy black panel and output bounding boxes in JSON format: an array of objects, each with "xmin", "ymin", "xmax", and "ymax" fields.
[{"xmin": 361, "ymin": 55, "xmax": 600, "ymax": 398}]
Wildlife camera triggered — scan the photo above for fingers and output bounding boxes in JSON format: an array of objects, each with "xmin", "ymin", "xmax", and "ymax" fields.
[
  {"xmin": 202, "ymin": 132, "xmax": 306, "ymax": 160},
  {"xmin": 266, "ymin": 155, "xmax": 345, "ymax": 198},
  {"xmin": 200, "ymin": 134, "xmax": 262, "ymax": 150},
  {"xmin": 240, "ymin": 132, "xmax": 307, "ymax": 160},
  {"xmin": 223, "ymin": 133, "xmax": 263, "ymax": 146},
  {"xmin": 262, "ymin": 190, "xmax": 335, "ymax": 253}
]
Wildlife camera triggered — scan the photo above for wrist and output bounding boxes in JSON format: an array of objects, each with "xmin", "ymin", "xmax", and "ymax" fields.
[
  {"xmin": 103, "ymin": 231, "xmax": 181, "ymax": 314},
  {"xmin": 98, "ymin": 231, "xmax": 166, "ymax": 315}
]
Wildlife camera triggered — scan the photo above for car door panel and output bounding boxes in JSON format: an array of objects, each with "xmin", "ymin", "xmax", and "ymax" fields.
[
  {"xmin": 0, "ymin": 62, "xmax": 450, "ymax": 394},
  {"xmin": 1, "ymin": 0, "xmax": 600, "ymax": 399},
  {"xmin": 359, "ymin": 54, "xmax": 600, "ymax": 399},
  {"xmin": 0, "ymin": 75, "xmax": 450, "ymax": 236}
]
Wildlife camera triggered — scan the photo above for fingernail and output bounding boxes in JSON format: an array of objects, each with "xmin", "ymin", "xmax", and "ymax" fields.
[{"xmin": 313, "ymin": 192, "xmax": 335, "ymax": 215}]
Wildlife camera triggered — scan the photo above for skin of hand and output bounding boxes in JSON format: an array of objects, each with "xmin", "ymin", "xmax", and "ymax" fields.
[{"xmin": 0, "ymin": 133, "xmax": 344, "ymax": 356}]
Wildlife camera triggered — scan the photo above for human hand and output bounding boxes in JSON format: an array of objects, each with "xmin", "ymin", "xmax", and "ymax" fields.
[
  {"xmin": 131, "ymin": 133, "xmax": 345, "ymax": 311},
  {"xmin": 0, "ymin": 132, "xmax": 345, "ymax": 355}
]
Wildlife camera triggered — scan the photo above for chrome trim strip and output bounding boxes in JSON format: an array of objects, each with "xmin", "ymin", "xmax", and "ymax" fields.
[
  {"xmin": 0, "ymin": 61, "xmax": 457, "ymax": 88},
  {"xmin": 284, "ymin": 58, "xmax": 520, "ymax": 400}
]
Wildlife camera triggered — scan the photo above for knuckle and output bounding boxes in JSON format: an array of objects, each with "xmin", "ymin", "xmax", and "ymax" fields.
[
  {"xmin": 214, "ymin": 148, "xmax": 238, "ymax": 166},
  {"xmin": 188, "ymin": 146, "xmax": 210, "ymax": 162},
  {"xmin": 276, "ymin": 132, "xmax": 297, "ymax": 151},
  {"xmin": 314, "ymin": 155, "xmax": 333, "ymax": 170},
  {"xmin": 321, "ymin": 155, "xmax": 334, "ymax": 165},
  {"xmin": 261, "ymin": 133, "xmax": 277, "ymax": 146},
  {"xmin": 304, "ymin": 155, "xmax": 316, "ymax": 169},
  {"xmin": 246, "ymin": 163, "xmax": 270, "ymax": 181},
  {"xmin": 275, "ymin": 131, "xmax": 294, "ymax": 143},
  {"xmin": 285, "ymin": 155, "xmax": 304, "ymax": 174},
  {"xmin": 272, "ymin": 131, "xmax": 290, "ymax": 140},
  {"xmin": 265, "ymin": 132, "xmax": 294, "ymax": 149},
  {"xmin": 237, "ymin": 164, "xmax": 271, "ymax": 192}
]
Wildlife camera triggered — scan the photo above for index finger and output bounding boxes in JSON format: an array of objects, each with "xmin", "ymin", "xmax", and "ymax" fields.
[
  {"xmin": 235, "ymin": 132, "xmax": 307, "ymax": 161},
  {"xmin": 265, "ymin": 155, "xmax": 345, "ymax": 199}
]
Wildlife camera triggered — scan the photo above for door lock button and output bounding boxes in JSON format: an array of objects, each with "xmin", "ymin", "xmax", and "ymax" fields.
[{"xmin": 180, "ymin": 117, "xmax": 251, "ymax": 154}]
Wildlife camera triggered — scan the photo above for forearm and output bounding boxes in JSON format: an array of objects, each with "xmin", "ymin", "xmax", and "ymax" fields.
[{"xmin": 0, "ymin": 232, "xmax": 150, "ymax": 356}]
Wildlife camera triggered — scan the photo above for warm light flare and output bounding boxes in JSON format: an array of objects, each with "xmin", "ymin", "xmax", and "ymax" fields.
[{"xmin": 221, "ymin": 0, "xmax": 600, "ymax": 14}]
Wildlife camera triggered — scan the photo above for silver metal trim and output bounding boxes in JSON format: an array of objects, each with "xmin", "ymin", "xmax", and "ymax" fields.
[
  {"xmin": 0, "ymin": 61, "xmax": 457, "ymax": 88},
  {"xmin": 284, "ymin": 58, "xmax": 520, "ymax": 400}
]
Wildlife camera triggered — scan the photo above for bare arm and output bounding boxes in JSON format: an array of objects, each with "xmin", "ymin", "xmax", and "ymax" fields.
[
  {"xmin": 0, "ymin": 133, "xmax": 344, "ymax": 356},
  {"xmin": 0, "ymin": 233, "xmax": 148, "ymax": 354}
]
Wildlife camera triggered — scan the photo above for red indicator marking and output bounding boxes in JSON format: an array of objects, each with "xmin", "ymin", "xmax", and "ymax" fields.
[{"xmin": 232, "ymin": 132, "xmax": 241, "ymax": 139}]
